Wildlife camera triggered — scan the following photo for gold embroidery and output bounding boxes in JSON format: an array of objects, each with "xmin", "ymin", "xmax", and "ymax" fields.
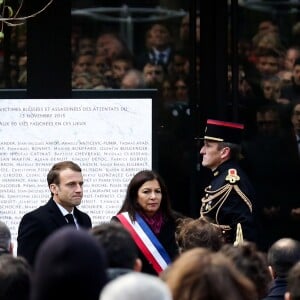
[{"xmin": 200, "ymin": 178, "xmax": 253, "ymax": 228}]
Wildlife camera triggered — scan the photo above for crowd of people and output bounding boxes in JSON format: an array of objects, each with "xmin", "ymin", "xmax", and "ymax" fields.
[
  {"xmin": 5, "ymin": 11, "xmax": 300, "ymax": 217},
  {"xmin": 71, "ymin": 14, "xmax": 300, "ymax": 231}
]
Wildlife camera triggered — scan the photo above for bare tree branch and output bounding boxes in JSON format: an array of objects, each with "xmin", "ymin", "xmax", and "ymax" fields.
[{"xmin": 0, "ymin": 0, "xmax": 54, "ymax": 40}]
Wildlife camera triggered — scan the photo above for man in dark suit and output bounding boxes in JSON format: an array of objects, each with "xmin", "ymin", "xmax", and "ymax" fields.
[
  {"xmin": 136, "ymin": 23, "xmax": 173, "ymax": 71},
  {"xmin": 263, "ymin": 238, "xmax": 300, "ymax": 300},
  {"xmin": 197, "ymin": 119, "xmax": 257, "ymax": 244},
  {"xmin": 17, "ymin": 161, "xmax": 92, "ymax": 266}
]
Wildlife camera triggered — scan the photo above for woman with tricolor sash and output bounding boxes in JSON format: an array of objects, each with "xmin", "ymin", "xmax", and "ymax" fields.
[{"xmin": 111, "ymin": 170, "xmax": 180, "ymax": 275}]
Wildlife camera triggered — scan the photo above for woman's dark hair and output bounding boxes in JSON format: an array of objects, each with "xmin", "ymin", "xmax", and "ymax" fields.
[{"xmin": 118, "ymin": 170, "xmax": 173, "ymax": 221}]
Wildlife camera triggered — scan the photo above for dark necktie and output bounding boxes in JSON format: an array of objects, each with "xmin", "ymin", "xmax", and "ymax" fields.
[
  {"xmin": 157, "ymin": 52, "xmax": 165, "ymax": 64},
  {"xmin": 65, "ymin": 213, "xmax": 76, "ymax": 226}
]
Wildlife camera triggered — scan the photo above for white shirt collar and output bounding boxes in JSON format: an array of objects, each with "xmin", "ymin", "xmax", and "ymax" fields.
[
  {"xmin": 54, "ymin": 200, "xmax": 74, "ymax": 216},
  {"xmin": 153, "ymin": 47, "xmax": 171, "ymax": 58}
]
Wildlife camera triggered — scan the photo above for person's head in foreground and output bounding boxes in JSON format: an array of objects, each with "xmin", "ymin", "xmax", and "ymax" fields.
[
  {"xmin": 30, "ymin": 227, "xmax": 108, "ymax": 300},
  {"xmin": 99, "ymin": 272, "xmax": 172, "ymax": 300},
  {"xmin": 162, "ymin": 247, "xmax": 257, "ymax": 300}
]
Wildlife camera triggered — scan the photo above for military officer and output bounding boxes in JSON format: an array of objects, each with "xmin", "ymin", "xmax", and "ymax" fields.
[{"xmin": 197, "ymin": 119, "xmax": 257, "ymax": 244}]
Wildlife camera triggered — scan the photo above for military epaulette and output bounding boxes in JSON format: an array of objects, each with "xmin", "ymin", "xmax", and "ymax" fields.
[{"xmin": 225, "ymin": 168, "xmax": 240, "ymax": 184}]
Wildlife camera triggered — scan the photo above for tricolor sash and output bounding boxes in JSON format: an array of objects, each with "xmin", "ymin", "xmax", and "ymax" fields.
[{"xmin": 116, "ymin": 212, "xmax": 171, "ymax": 274}]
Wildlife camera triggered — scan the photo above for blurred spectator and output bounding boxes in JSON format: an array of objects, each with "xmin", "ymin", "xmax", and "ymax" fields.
[
  {"xmin": 167, "ymin": 49, "xmax": 189, "ymax": 79},
  {"xmin": 160, "ymin": 77, "xmax": 174, "ymax": 106},
  {"xmin": 228, "ymin": 65, "xmax": 253, "ymax": 99},
  {"xmin": 264, "ymin": 238, "xmax": 300, "ymax": 300},
  {"xmin": 77, "ymin": 36, "xmax": 95, "ymax": 55},
  {"xmin": 238, "ymin": 38, "xmax": 253, "ymax": 64},
  {"xmin": 173, "ymin": 76, "xmax": 189, "ymax": 103},
  {"xmin": 31, "ymin": 227, "xmax": 108, "ymax": 300},
  {"xmin": 163, "ymin": 248, "xmax": 257, "ymax": 300},
  {"xmin": 91, "ymin": 222, "xmax": 142, "ymax": 281},
  {"xmin": 96, "ymin": 32, "xmax": 131, "ymax": 65},
  {"xmin": 285, "ymin": 261, "xmax": 300, "ymax": 300},
  {"xmin": 257, "ymin": 19, "xmax": 279, "ymax": 35},
  {"xmin": 220, "ymin": 242, "xmax": 272, "ymax": 299},
  {"xmin": 72, "ymin": 72, "xmax": 93, "ymax": 89},
  {"xmin": 253, "ymin": 31, "xmax": 283, "ymax": 53},
  {"xmin": 136, "ymin": 23, "xmax": 174, "ymax": 70},
  {"xmin": 255, "ymin": 104, "xmax": 282, "ymax": 136},
  {"xmin": 290, "ymin": 101, "xmax": 300, "ymax": 158},
  {"xmin": 120, "ymin": 69, "xmax": 145, "ymax": 89},
  {"xmin": 143, "ymin": 61, "xmax": 165, "ymax": 88},
  {"xmin": 177, "ymin": 12, "xmax": 200, "ymax": 51},
  {"xmin": 176, "ymin": 217, "xmax": 224, "ymax": 252},
  {"xmin": 281, "ymin": 58, "xmax": 300, "ymax": 103},
  {"xmin": 0, "ymin": 220, "xmax": 13, "ymax": 255},
  {"xmin": 255, "ymin": 48, "xmax": 281, "ymax": 78},
  {"xmin": 91, "ymin": 74, "xmax": 106, "ymax": 89},
  {"xmin": 283, "ymin": 46, "xmax": 300, "ymax": 71},
  {"xmin": 0, "ymin": 254, "xmax": 32, "ymax": 300},
  {"xmin": 73, "ymin": 52, "xmax": 94, "ymax": 74},
  {"xmin": 277, "ymin": 69, "xmax": 293, "ymax": 89},
  {"xmin": 110, "ymin": 54, "xmax": 133, "ymax": 88},
  {"xmin": 179, "ymin": 13, "xmax": 190, "ymax": 44},
  {"xmin": 100, "ymin": 272, "xmax": 172, "ymax": 300},
  {"xmin": 260, "ymin": 76, "xmax": 283, "ymax": 104},
  {"xmin": 92, "ymin": 54, "xmax": 110, "ymax": 74}
]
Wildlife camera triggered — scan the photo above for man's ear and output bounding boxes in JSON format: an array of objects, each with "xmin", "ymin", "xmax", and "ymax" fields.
[
  {"xmin": 221, "ymin": 146, "xmax": 230, "ymax": 159},
  {"xmin": 49, "ymin": 184, "xmax": 57, "ymax": 195},
  {"xmin": 269, "ymin": 265, "xmax": 276, "ymax": 280},
  {"xmin": 133, "ymin": 258, "xmax": 143, "ymax": 272}
]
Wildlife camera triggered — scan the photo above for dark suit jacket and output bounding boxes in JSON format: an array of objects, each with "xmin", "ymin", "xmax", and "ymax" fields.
[
  {"xmin": 17, "ymin": 198, "xmax": 92, "ymax": 266},
  {"xmin": 262, "ymin": 277, "xmax": 287, "ymax": 300},
  {"xmin": 135, "ymin": 48, "xmax": 173, "ymax": 71}
]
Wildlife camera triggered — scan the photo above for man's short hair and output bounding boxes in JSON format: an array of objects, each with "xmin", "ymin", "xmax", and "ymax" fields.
[
  {"xmin": 91, "ymin": 222, "xmax": 138, "ymax": 269},
  {"xmin": 0, "ymin": 254, "xmax": 31, "ymax": 300},
  {"xmin": 0, "ymin": 221, "xmax": 11, "ymax": 254},
  {"xmin": 268, "ymin": 238, "xmax": 300, "ymax": 277},
  {"xmin": 47, "ymin": 161, "xmax": 81, "ymax": 186}
]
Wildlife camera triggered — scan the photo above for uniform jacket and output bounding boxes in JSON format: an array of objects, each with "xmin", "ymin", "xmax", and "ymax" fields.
[
  {"xmin": 200, "ymin": 159, "xmax": 257, "ymax": 244},
  {"xmin": 17, "ymin": 198, "xmax": 92, "ymax": 266},
  {"xmin": 111, "ymin": 213, "xmax": 179, "ymax": 276}
]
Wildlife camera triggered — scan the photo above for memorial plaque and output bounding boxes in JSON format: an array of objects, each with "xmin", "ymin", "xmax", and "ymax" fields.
[{"xmin": 0, "ymin": 96, "xmax": 154, "ymax": 247}]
